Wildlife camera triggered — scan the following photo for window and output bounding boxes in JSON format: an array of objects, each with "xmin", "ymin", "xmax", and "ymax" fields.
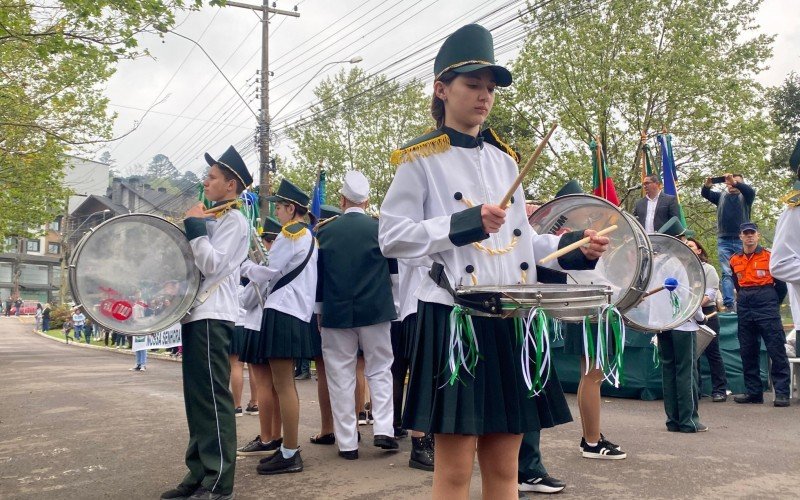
[
  {"xmin": 49, "ymin": 219, "xmax": 61, "ymax": 232},
  {"xmin": 0, "ymin": 263, "xmax": 12, "ymax": 283},
  {"xmin": 3, "ymin": 237, "xmax": 18, "ymax": 253},
  {"xmin": 26, "ymin": 239, "xmax": 41, "ymax": 253},
  {"xmin": 19, "ymin": 264, "xmax": 48, "ymax": 285},
  {"xmin": 51, "ymin": 266, "xmax": 61, "ymax": 285},
  {"xmin": 48, "ymin": 243, "xmax": 61, "ymax": 255}
]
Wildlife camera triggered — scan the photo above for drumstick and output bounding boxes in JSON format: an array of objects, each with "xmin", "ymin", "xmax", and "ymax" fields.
[
  {"xmin": 642, "ymin": 278, "xmax": 679, "ymax": 298},
  {"xmin": 499, "ymin": 123, "xmax": 558, "ymax": 209},
  {"xmin": 705, "ymin": 311, "xmax": 718, "ymax": 320},
  {"xmin": 537, "ymin": 225, "xmax": 618, "ymax": 264}
]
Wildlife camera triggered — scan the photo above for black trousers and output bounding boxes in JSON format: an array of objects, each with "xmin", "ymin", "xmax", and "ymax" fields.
[
  {"xmin": 390, "ymin": 321, "xmax": 407, "ymax": 429},
  {"xmin": 738, "ymin": 315, "xmax": 790, "ymax": 397},
  {"xmin": 698, "ymin": 306, "xmax": 728, "ymax": 396}
]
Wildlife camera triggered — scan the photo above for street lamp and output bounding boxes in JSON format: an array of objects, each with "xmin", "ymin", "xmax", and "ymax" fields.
[
  {"xmin": 59, "ymin": 209, "xmax": 111, "ymax": 304},
  {"xmin": 271, "ymin": 56, "xmax": 364, "ymax": 122}
]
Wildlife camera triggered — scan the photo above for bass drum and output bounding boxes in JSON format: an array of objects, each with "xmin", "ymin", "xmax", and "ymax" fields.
[
  {"xmin": 527, "ymin": 194, "xmax": 652, "ymax": 313},
  {"xmin": 68, "ymin": 214, "xmax": 200, "ymax": 335},
  {"xmin": 623, "ymin": 234, "xmax": 706, "ymax": 332}
]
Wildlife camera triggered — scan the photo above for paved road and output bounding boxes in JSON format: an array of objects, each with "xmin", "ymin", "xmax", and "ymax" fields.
[{"xmin": 1, "ymin": 316, "xmax": 798, "ymax": 499}]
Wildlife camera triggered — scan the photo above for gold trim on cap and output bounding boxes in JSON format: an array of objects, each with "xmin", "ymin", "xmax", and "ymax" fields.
[
  {"xmin": 435, "ymin": 59, "xmax": 493, "ymax": 81},
  {"xmin": 217, "ymin": 160, "xmax": 250, "ymax": 188},
  {"xmin": 273, "ymin": 193, "xmax": 309, "ymax": 208}
]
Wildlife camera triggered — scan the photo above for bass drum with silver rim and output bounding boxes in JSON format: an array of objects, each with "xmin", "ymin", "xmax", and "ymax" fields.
[{"xmin": 68, "ymin": 214, "xmax": 200, "ymax": 335}]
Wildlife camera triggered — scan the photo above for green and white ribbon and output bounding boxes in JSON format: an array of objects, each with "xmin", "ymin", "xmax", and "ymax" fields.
[
  {"xmin": 550, "ymin": 317, "xmax": 564, "ymax": 342},
  {"xmin": 598, "ymin": 305, "xmax": 626, "ymax": 388},
  {"xmin": 520, "ymin": 307, "xmax": 551, "ymax": 397},
  {"xmin": 669, "ymin": 290, "xmax": 681, "ymax": 318},
  {"xmin": 582, "ymin": 306, "xmax": 627, "ymax": 388},
  {"xmin": 445, "ymin": 305, "xmax": 480, "ymax": 386}
]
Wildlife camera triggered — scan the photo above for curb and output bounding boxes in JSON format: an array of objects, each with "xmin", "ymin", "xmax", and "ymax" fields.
[{"xmin": 29, "ymin": 328, "xmax": 181, "ymax": 363}]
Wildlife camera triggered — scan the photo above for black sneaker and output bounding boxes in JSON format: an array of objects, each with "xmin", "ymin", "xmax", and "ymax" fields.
[
  {"xmin": 518, "ymin": 474, "xmax": 566, "ymax": 493},
  {"xmin": 733, "ymin": 393, "xmax": 763, "ymax": 404},
  {"xmin": 294, "ymin": 371, "xmax": 311, "ymax": 380},
  {"xmin": 256, "ymin": 450, "xmax": 303, "ymax": 475},
  {"xmin": 366, "ymin": 410, "xmax": 374, "ymax": 425},
  {"xmin": 394, "ymin": 427, "xmax": 408, "ymax": 439},
  {"xmin": 582, "ymin": 441, "xmax": 627, "ymax": 460},
  {"xmin": 580, "ymin": 434, "xmax": 621, "ymax": 451},
  {"xmin": 774, "ymin": 395, "xmax": 790, "ymax": 407},
  {"xmin": 357, "ymin": 411, "xmax": 368, "ymax": 426},
  {"xmin": 188, "ymin": 487, "xmax": 234, "ymax": 500},
  {"xmin": 244, "ymin": 403, "xmax": 259, "ymax": 415},
  {"xmin": 237, "ymin": 435, "xmax": 282, "ymax": 456},
  {"xmin": 160, "ymin": 483, "xmax": 199, "ymax": 499},
  {"xmin": 234, "ymin": 407, "xmax": 243, "ymax": 417},
  {"xmin": 712, "ymin": 393, "xmax": 727, "ymax": 402}
]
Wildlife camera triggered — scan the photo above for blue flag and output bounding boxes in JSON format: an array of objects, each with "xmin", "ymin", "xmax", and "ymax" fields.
[
  {"xmin": 310, "ymin": 169, "xmax": 325, "ymax": 219},
  {"xmin": 657, "ymin": 133, "xmax": 686, "ymax": 226}
]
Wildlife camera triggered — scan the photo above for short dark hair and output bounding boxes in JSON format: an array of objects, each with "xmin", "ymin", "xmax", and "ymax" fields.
[
  {"xmin": 644, "ymin": 174, "xmax": 661, "ymax": 184},
  {"xmin": 217, "ymin": 165, "xmax": 245, "ymax": 194},
  {"xmin": 732, "ymin": 173, "xmax": 744, "ymax": 179}
]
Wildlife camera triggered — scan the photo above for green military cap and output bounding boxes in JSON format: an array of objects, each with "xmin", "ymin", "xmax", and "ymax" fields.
[
  {"xmin": 434, "ymin": 24, "xmax": 512, "ymax": 87},
  {"xmin": 261, "ymin": 216, "xmax": 282, "ymax": 238},
  {"xmin": 684, "ymin": 228, "xmax": 696, "ymax": 238},
  {"xmin": 266, "ymin": 179, "xmax": 310, "ymax": 207},
  {"xmin": 658, "ymin": 216, "xmax": 687, "ymax": 237},
  {"xmin": 555, "ymin": 180, "xmax": 583, "ymax": 198},
  {"xmin": 204, "ymin": 145, "xmax": 253, "ymax": 187},
  {"xmin": 320, "ymin": 204, "xmax": 342, "ymax": 220}
]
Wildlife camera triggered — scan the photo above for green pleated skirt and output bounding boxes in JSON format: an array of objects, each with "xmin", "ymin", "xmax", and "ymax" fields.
[
  {"xmin": 563, "ymin": 322, "xmax": 585, "ymax": 356},
  {"xmin": 391, "ymin": 314, "xmax": 417, "ymax": 362},
  {"xmin": 238, "ymin": 328, "xmax": 263, "ymax": 365},
  {"xmin": 402, "ymin": 301, "xmax": 572, "ymax": 435},
  {"xmin": 308, "ymin": 313, "xmax": 322, "ymax": 358},
  {"xmin": 228, "ymin": 325, "xmax": 246, "ymax": 356}
]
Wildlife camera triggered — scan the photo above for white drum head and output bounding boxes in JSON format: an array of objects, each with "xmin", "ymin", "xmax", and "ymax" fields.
[{"xmin": 68, "ymin": 214, "xmax": 200, "ymax": 335}]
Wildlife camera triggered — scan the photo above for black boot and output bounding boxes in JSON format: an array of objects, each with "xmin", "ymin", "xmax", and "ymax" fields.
[{"xmin": 409, "ymin": 434, "xmax": 434, "ymax": 471}]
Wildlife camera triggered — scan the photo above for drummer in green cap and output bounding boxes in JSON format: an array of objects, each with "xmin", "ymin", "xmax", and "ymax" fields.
[
  {"xmin": 162, "ymin": 145, "xmax": 251, "ymax": 500},
  {"xmin": 237, "ymin": 216, "xmax": 285, "ymax": 460},
  {"xmin": 238, "ymin": 179, "xmax": 318, "ymax": 475},
  {"xmin": 379, "ymin": 24, "xmax": 610, "ymax": 499}
]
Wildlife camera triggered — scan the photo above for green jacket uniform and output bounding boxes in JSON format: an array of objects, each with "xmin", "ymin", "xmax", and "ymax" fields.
[{"xmin": 316, "ymin": 210, "xmax": 398, "ymax": 328}]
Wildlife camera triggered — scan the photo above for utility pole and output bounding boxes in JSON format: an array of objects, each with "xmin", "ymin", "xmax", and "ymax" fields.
[{"xmin": 227, "ymin": 1, "xmax": 299, "ymax": 216}]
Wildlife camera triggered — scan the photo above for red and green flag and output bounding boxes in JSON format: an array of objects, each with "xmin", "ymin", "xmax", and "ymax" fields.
[{"xmin": 590, "ymin": 138, "xmax": 620, "ymax": 205}]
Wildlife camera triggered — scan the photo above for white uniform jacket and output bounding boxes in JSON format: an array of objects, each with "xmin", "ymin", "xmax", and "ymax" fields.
[
  {"xmin": 183, "ymin": 209, "xmax": 249, "ymax": 324},
  {"xmin": 397, "ymin": 259, "xmax": 427, "ymax": 321},
  {"xmin": 770, "ymin": 205, "xmax": 800, "ymax": 302},
  {"xmin": 241, "ymin": 224, "xmax": 318, "ymax": 322},
  {"xmin": 379, "ymin": 127, "xmax": 581, "ymax": 307},
  {"xmin": 240, "ymin": 279, "xmax": 268, "ymax": 331}
]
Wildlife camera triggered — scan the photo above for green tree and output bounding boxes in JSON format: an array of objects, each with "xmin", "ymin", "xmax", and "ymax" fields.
[
  {"xmin": 767, "ymin": 72, "xmax": 800, "ymax": 172},
  {"xmin": 500, "ymin": 0, "xmax": 777, "ymax": 243},
  {"xmin": 283, "ymin": 68, "xmax": 430, "ymax": 205},
  {"xmin": 0, "ymin": 0, "xmax": 217, "ymax": 241}
]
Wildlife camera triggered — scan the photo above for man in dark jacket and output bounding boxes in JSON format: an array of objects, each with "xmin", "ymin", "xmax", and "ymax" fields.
[
  {"xmin": 316, "ymin": 171, "xmax": 399, "ymax": 460},
  {"xmin": 701, "ymin": 173, "xmax": 756, "ymax": 310},
  {"xmin": 633, "ymin": 174, "xmax": 680, "ymax": 233}
]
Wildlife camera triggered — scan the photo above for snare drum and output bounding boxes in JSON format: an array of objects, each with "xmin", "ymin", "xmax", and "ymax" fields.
[
  {"xmin": 623, "ymin": 234, "xmax": 706, "ymax": 332},
  {"xmin": 68, "ymin": 214, "xmax": 201, "ymax": 335},
  {"xmin": 454, "ymin": 283, "xmax": 612, "ymax": 321},
  {"xmin": 527, "ymin": 194, "xmax": 652, "ymax": 313},
  {"xmin": 695, "ymin": 324, "xmax": 717, "ymax": 360}
]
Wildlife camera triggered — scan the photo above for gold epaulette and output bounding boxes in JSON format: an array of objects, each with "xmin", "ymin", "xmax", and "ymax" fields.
[
  {"xmin": 780, "ymin": 189, "xmax": 800, "ymax": 207},
  {"xmin": 390, "ymin": 131, "xmax": 450, "ymax": 166},
  {"xmin": 315, "ymin": 215, "xmax": 338, "ymax": 230},
  {"xmin": 484, "ymin": 128, "xmax": 520, "ymax": 164},
  {"xmin": 281, "ymin": 221, "xmax": 307, "ymax": 240}
]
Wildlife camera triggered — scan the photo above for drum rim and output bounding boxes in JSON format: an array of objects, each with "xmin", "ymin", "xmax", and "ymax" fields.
[
  {"xmin": 68, "ymin": 213, "xmax": 200, "ymax": 335},
  {"xmin": 526, "ymin": 194, "xmax": 653, "ymax": 313},
  {"xmin": 622, "ymin": 233, "xmax": 706, "ymax": 332}
]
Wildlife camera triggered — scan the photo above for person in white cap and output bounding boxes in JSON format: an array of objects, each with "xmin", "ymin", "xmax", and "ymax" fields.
[{"xmin": 315, "ymin": 170, "xmax": 400, "ymax": 460}]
